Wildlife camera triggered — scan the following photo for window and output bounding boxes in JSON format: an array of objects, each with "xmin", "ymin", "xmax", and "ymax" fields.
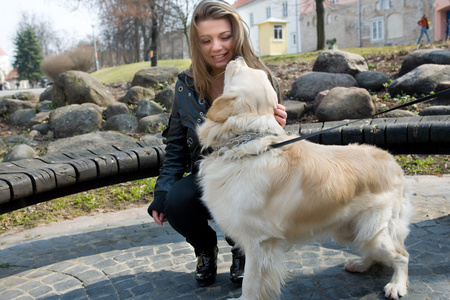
[
  {"xmin": 371, "ymin": 19, "xmax": 384, "ymax": 41},
  {"xmin": 274, "ymin": 25, "xmax": 283, "ymax": 40},
  {"xmin": 250, "ymin": 12, "xmax": 254, "ymax": 27},
  {"xmin": 266, "ymin": 6, "xmax": 271, "ymax": 19},
  {"xmin": 282, "ymin": 2, "xmax": 288, "ymax": 18},
  {"xmin": 291, "ymin": 32, "xmax": 297, "ymax": 46},
  {"xmin": 377, "ymin": 0, "xmax": 391, "ymax": 10}
]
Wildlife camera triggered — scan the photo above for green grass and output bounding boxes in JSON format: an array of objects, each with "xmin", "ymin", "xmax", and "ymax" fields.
[
  {"xmin": 0, "ymin": 177, "xmax": 157, "ymax": 234},
  {"xmin": 261, "ymin": 44, "xmax": 418, "ymax": 65},
  {"xmin": 92, "ymin": 59, "xmax": 192, "ymax": 84}
]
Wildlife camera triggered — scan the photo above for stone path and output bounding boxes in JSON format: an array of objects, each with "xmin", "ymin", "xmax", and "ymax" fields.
[{"xmin": 0, "ymin": 175, "xmax": 449, "ymax": 299}]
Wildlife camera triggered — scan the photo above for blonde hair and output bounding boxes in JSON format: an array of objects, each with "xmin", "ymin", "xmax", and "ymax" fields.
[{"xmin": 188, "ymin": 0, "xmax": 275, "ymax": 101}]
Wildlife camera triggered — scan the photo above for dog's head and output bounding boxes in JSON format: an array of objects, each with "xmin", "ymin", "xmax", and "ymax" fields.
[{"xmin": 198, "ymin": 58, "xmax": 281, "ymax": 149}]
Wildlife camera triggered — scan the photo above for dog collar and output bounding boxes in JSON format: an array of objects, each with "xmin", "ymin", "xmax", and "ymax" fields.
[{"xmin": 217, "ymin": 132, "xmax": 265, "ymax": 156}]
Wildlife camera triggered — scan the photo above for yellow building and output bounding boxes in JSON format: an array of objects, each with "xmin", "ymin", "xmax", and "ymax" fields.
[{"xmin": 258, "ymin": 18, "xmax": 288, "ymax": 56}]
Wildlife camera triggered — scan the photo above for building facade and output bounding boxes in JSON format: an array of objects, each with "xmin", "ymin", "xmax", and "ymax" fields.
[{"xmin": 233, "ymin": 0, "xmax": 450, "ymax": 55}]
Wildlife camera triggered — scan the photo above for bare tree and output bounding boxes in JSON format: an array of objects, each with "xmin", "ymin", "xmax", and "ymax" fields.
[
  {"xmin": 18, "ymin": 12, "xmax": 70, "ymax": 57},
  {"xmin": 301, "ymin": 0, "xmax": 332, "ymax": 50}
]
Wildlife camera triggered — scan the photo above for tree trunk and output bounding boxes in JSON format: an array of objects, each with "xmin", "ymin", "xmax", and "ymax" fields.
[
  {"xmin": 134, "ymin": 18, "xmax": 140, "ymax": 62},
  {"xmin": 315, "ymin": 0, "xmax": 325, "ymax": 50},
  {"xmin": 150, "ymin": 0, "xmax": 158, "ymax": 67}
]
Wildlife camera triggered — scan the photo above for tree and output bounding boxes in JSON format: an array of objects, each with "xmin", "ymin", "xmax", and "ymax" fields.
[
  {"xmin": 302, "ymin": 0, "xmax": 330, "ymax": 50},
  {"xmin": 13, "ymin": 25, "xmax": 44, "ymax": 87}
]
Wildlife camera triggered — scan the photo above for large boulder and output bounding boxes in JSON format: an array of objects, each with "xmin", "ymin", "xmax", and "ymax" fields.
[
  {"xmin": 388, "ymin": 64, "xmax": 450, "ymax": 97},
  {"xmin": 289, "ymin": 72, "xmax": 358, "ymax": 102},
  {"xmin": 312, "ymin": 50, "xmax": 368, "ymax": 76},
  {"xmin": 49, "ymin": 104, "xmax": 103, "ymax": 138},
  {"xmin": 397, "ymin": 49, "xmax": 450, "ymax": 77},
  {"xmin": 0, "ymin": 99, "xmax": 34, "ymax": 114},
  {"xmin": 131, "ymin": 65, "xmax": 179, "ymax": 88},
  {"xmin": 120, "ymin": 86, "xmax": 155, "ymax": 105},
  {"xmin": 46, "ymin": 131, "xmax": 138, "ymax": 154},
  {"xmin": 355, "ymin": 71, "xmax": 389, "ymax": 91},
  {"xmin": 315, "ymin": 87, "xmax": 375, "ymax": 122},
  {"xmin": 51, "ymin": 71, "xmax": 115, "ymax": 108},
  {"xmin": 154, "ymin": 84, "xmax": 175, "ymax": 112},
  {"xmin": 101, "ymin": 114, "xmax": 138, "ymax": 133}
]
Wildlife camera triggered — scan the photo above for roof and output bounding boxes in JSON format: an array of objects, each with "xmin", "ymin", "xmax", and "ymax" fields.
[
  {"xmin": 0, "ymin": 47, "xmax": 8, "ymax": 56},
  {"xmin": 258, "ymin": 17, "xmax": 289, "ymax": 24},
  {"xmin": 6, "ymin": 69, "xmax": 18, "ymax": 81},
  {"xmin": 233, "ymin": 0, "xmax": 256, "ymax": 9}
]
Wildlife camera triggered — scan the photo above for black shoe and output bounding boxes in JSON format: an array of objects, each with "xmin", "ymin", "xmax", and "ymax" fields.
[
  {"xmin": 195, "ymin": 246, "xmax": 218, "ymax": 287},
  {"xmin": 230, "ymin": 248, "xmax": 245, "ymax": 286}
]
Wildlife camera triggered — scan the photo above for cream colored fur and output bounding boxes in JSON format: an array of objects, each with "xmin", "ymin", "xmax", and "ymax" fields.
[{"xmin": 197, "ymin": 59, "xmax": 413, "ymax": 300}]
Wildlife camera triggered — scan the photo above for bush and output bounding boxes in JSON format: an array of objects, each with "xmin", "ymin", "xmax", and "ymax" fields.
[{"xmin": 41, "ymin": 45, "xmax": 95, "ymax": 80}]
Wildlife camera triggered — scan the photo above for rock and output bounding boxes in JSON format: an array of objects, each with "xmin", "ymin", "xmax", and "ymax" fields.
[
  {"xmin": 131, "ymin": 65, "xmax": 179, "ymax": 88},
  {"xmin": 155, "ymin": 84, "xmax": 175, "ymax": 112},
  {"xmin": 289, "ymin": 72, "xmax": 358, "ymax": 102},
  {"xmin": 136, "ymin": 99, "xmax": 165, "ymax": 119},
  {"xmin": 397, "ymin": 49, "xmax": 450, "ymax": 77},
  {"xmin": 101, "ymin": 114, "xmax": 138, "ymax": 133},
  {"xmin": 430, "ymin": 81, "xmax": 450, "ymax": 105},
  {"xmin": 39, "ymin": 86, "xmax": 52, "ymax": 102},
  {"xmin": 283, "ymin": 100, "xmax": 307, "ymax": 122},
  {"xmin": 31, "ymin": 123, "xmax": 51, "ymax": 135},
  {"xmin": 0, "ymin": 99, "xmax": 34, "ymax": 114},
  {"xmin": 12, "ymin": 91, "xmax": 38, "ymax": 101},
  {"xmin": 385, "ymin": 110, "xmax": 417, "ymax": 118},
  {"xmin": 104, "ymin": 102, "xmax": 130, "ymax": 120},
  {"xmin": 137, "ymin": 113, "xmax": 170, "ymax": 133},
  {"xmin": 388, "ymin": 64, "xmax": 450, "ymax": 97},
  {"xmin": 3, "ymin": 144, "xmax": 37, "ymax": 162},
  {"xmin": 51, "ymin": 70, "xmax": 115, "ymax": 107},
  {"xmin": 141, "ymin": 134, "xmax": 164, "ymax": 146},
  {"xmin": 419, "ymin": 105, "xmax": 450, "ymax": 116},
  {"xmin": 49, "ymin": 104, "xmax": 103, "ymax": 138},
  {"xmin": 6, "ymin": 109, "xmax": 37, "ymax": 126},
  {"xmin": 312, "ymin": 50, "xmax": 368, "ymax": 76},
  {"xmin": 120, "ymin": 86, "xmax": 155, "ymax": 105},
  {"xmin": 355, "ymin": 71, "xmax": 389, "ymax": 91},
  {"xmin": 36, "ymin": 100, "xmax": 54, "ymax": 112},
  {"xmin": 315, "ymin": 87, "xmax": 375, "ymax": 122},
  {"xmin": 46, "ymin": 131, "xmax": 138, "ymax": 154}
]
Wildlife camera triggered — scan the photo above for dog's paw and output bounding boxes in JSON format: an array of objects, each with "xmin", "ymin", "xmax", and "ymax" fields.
[
  {"xmin": 344, "ymin": 259, "xmax": 368, "ymax": 273},
  {"xmin": 384, "ymin": 282, "xmax": 407, "ymax": 299}
]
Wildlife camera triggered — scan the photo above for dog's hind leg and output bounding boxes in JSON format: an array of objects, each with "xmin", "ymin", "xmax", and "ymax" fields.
[
  {"xmin": 238, "ymin": 238, "xmax": 286, "ymax": 300},
  {"xmin": 349, "ymin": 228, "xmax": 409, "ymax": 300}
]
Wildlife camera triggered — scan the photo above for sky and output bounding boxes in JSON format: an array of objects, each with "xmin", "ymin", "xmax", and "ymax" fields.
[{"xmin": 0, "ymin": 0, "xmax": 100, "ymax": 63}]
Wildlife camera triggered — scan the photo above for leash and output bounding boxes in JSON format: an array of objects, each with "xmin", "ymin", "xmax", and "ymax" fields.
[{"xmin": 269, "ymin": 88, "xmax": 450, "ymax": 150}]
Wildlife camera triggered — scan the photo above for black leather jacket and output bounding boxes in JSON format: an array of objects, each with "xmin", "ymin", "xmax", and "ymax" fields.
[
  {"xmin": 148, "ymin": 69, "xmax": 280, "ymax": 215},
  {"xmin": 148, "ymin": 70, "xmax": 211, "ymax": 214}
]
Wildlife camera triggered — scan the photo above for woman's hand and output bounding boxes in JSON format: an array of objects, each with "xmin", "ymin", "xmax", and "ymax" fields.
[
  {"xmin": 274, "ymin": 103, "xmax": 287, "ymax": 128},
  {"xmin": 152, "ymin": 210, "xmax": 168, "ymax": 226}
]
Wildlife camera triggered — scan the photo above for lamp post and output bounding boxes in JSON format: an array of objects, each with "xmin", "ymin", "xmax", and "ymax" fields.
[{"xmin": 92, "ymin": 24, "xmax": 100, "ymax": 71}]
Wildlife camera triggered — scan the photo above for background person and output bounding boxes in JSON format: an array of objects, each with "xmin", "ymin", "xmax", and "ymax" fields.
[
  {"xmin": 417, "ymin": 14, "xmax": 431, "ymax": 43},
  {"xmin": 147, "ymin": 0, "xmax": 287, "ymax": 288}
]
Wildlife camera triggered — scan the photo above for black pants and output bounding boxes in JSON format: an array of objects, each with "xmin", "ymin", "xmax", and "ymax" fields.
[{"xmin": 164, "ymin": 174, "xmax": 219, "ymax": 255}]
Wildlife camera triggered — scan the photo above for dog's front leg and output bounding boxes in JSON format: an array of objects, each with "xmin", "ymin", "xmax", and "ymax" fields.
[{"xmin": 233, "ymin": 239, "xmax": 286, "ymax": 300}]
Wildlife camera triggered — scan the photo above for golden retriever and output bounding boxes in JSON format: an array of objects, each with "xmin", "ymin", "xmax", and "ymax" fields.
[{"xmin": 197, "ymin": 58, "xmax": 413, "ymax": 300}]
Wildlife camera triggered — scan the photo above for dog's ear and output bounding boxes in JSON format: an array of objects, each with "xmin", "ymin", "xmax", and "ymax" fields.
[{"xmin": 207, "ymin": 95, "xmax": 235, "ymax": 123}]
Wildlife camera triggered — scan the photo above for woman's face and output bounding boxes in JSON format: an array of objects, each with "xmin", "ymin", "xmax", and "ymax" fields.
[{"xmin": 197, "ymin": 18, "xmax": 234, "ymax": 73}]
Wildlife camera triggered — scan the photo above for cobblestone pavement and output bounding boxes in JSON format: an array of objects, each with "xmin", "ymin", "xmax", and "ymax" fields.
[{"xmin": 0, "ymin": 175, "xmax": 449, "ymax": 300}]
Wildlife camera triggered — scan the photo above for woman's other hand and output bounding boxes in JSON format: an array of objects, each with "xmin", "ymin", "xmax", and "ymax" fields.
[
  {"xmin": 274, "ymin": 104, "xmax": 287, "ymax": 128},
  {"xmin": 152, "ymin": 210, "xmax": 168, "ymax": 226}
]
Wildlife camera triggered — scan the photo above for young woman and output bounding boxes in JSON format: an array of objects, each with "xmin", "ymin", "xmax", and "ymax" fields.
[{"xmin": 148, "ymin": 0, "xmax": 287, "ymax": 287}]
